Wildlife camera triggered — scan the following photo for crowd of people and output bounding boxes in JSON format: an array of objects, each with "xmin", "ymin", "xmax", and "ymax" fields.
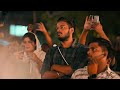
[{"xmin": 0, "ymin": 15, "xmax": 120, "ymax": 79}]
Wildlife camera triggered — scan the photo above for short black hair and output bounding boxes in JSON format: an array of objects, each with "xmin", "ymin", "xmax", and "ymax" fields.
[
  {"xmin": 57, "ymin": 17, "xmax": 76, "ymax": 30},
  {"xmin": 88, "ymin": 38, "xmax": 115, "ymax": 60},
  {"xmin": 57, "ymin": 17, "xmax": 76, "ymax": 38}
]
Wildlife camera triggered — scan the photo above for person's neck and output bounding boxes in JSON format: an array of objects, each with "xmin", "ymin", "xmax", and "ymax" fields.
[
  {"xmin": 61, "ymin": 38, "xmax": 73, "ymax": 48},
  {"xmin": 97, "ymin": 59, "xmax": 108, "ymax": 74}
]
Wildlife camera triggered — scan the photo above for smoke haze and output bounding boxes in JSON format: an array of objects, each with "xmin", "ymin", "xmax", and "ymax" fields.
[{"xmin": 0, "ymin": 42, "xmax": 41, "ymax": 79}]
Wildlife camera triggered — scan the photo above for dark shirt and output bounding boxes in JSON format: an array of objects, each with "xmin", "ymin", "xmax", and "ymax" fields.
[{"xmin": 40, "ymin": 42, "xmax": 88, "ymax": 79}]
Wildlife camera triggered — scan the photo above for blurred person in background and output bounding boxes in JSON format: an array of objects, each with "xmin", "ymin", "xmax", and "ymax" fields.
[
  {"xmin": 13, "ymin": 32, "xmax": 46, "ymax": 79},
  {"xmin": 27, "ymin": 22, "xmax": 53, "ymax": 47},
  {"xmin": 41, "ymin": 42, "xmax": 50, "ymax": 53},
  {"xmin": 27, "ymin": 24, "xmax": 34, "ymax": 33},
  {"xmin": 112, "ymin": 33, "xmax": 120, "ymax": 73},
  {"xmin": 0, "ymin": 32, "xmax": 45, "ymax": 79}
]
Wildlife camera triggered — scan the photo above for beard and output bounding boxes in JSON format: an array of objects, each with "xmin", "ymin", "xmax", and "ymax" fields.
[{"xmin": 58, "ymin": 31, "xmax": 70, "ymax": 42}]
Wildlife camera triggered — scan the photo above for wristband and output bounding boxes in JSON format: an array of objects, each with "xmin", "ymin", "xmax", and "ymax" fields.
[
  {"xmin": 88, "ymin": 74, "xmax": 97, "ymax": 79},
  {"xmin": 56, "ymin": 72, "xmax": 60, "ymax": 76}
]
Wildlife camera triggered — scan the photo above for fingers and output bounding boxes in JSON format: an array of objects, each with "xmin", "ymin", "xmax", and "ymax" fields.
[
  {"xmin": 39, "ymin": 22, "xmax": 44, "ymax": 26},
  {"xmin": 85, "ymin": 16, "xmax": 89, "ymax": 22}
]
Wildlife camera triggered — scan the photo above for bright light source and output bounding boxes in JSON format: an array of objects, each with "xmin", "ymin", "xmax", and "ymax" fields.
[{"xmin": 10, "ymin": 24, "xmax": 27, "ymax": 37}]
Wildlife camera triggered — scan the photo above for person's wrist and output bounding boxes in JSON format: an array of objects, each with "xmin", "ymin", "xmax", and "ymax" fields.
[
  {"xmin": 43, "ymin": 29, "xmax": 47, "ymax": 34},
  {"xmin": 83, "ymin": 29, "xmax": 90, "ymax": 32},
  {"xmin": 88, "ymin": 74, "xmax": 97, "ymax": 79},
  {"xmin": 56, "ymin": 72, "xmax": 60, "ymax": 76}
]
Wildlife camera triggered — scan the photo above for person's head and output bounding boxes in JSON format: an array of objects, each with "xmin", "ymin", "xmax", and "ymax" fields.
[
  {"xmin": 56, "ymin": 17, "xmax": 75, "ymax": 42},
  {"xmin": 22, "ymin": 33, "xmax": 36, "ymax": 53},
  {"xmin": 27, "ymin": 24, "xmax": 33, "ymax": 32},
  {"xmin": 87, "ymin": 38, "xmax": 115, "ymax": 66},
  {"xmin": 41, "ymin": 43, "xmax": 50, "ymax": 52}
]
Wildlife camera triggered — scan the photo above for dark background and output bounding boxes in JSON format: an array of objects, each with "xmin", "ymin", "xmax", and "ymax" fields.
[{"xmin": 0, "ymin": 11, "xmax": 120, "ymax": 43}]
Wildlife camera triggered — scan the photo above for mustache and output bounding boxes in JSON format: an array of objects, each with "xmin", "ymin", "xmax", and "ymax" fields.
[{"xmin": 57, "ymin": 32, "xmax": 62, "ymax": 35}]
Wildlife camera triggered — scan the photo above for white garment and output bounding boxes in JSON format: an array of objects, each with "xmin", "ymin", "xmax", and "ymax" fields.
[
  {"xmin": 71, "ymin": 66, "xmax": 120, "ymax": 79},
  {"xmin": 34, "ymin": 48, "xmax": 46, "ymax": 62},
  {"xmin": 0, "ymin": 52, "xmax": 41, "ymax": 79},
  {"xmin": 0, "ymin": 32, "xmax": 46, "ymax": 79},
  {"xmin": 13, "ymin": 32, "xmax": 46, "ymax": 79}
]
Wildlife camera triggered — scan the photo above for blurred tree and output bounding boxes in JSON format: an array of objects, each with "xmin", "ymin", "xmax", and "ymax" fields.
[{"xmin": 27, "ymin": 11, "xmax": 120, "ymax": 43}]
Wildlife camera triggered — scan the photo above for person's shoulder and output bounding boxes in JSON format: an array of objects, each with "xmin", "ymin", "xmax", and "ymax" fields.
[
  {"xmin": 51, "ymin": 44, "xmax": 58, "ymax": 49},
  {"xmin": 98, "ymin": 67, "xmax": 120, "ymax": 79},
  {"xmin": 75, "ymin": 43, "xmax": 89, "ymax": 52},
  {"xmin": 76, "ymin": 43, "xmax": 88, "ymax": 48},
  {"xmin": 47, "ymin": 44, "xmax": 58, "ymax": 53},
  {"xmin": 71, "ymin": 66, "xmax": 88, "ymax": 79},
  {"xmin": 110, "ymin": 71, "xmax": 120, "ymax": 79},
  {"xmin": 74, "ymin": 66, "xmax": 88, "ymax": 72}
]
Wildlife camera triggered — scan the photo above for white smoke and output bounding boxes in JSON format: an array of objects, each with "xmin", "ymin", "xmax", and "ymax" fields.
[{"xmin": 0, "ymin": 40, "xmax": 41, "ymax": 79}]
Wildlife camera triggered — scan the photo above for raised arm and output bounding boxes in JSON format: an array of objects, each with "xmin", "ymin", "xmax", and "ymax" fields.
[
  {"xmin": 93, "ymin": 22, "xmax": 110, "ymax": 42},
  {"xmin": 36, "ymin": 22, "xmax": 53, "ymax": 47},
  {"xmin": 79, "ymin": 16, "xmax": 111, "ymax": 45},
  {"xmin": 79, "ymin": 16, "xmax": 91, "ymax": 45}
]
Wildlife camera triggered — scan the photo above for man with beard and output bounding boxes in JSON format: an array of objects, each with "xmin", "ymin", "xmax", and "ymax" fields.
[
  {"xmin": 71, "ymin": 16, "xmax": 120, "ymax": 79},
  {"xmin": 40, "ymin": 17, "xmax": 88, "ymax": 79}
]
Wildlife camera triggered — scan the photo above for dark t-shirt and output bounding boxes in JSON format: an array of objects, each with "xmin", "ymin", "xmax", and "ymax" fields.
[{"xmin": 40, "ymin": 43, "xmax": 88, "ymax": 79}]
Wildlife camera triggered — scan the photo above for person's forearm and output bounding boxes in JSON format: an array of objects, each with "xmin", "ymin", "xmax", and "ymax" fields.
[
  {"xmin": 43, "ymin": 31, "xmax": 53, "ymax": 47},
  {"xmin": 41, "ymin": 71, "xmax": 64, "ymax": 79},
  {"xmin": 51, "ymin": 65, "xmax": 73, "ymax": 75},
  {"xmin": 95, "ymin": 24, "xmax": 110, "ymax": 42},
  {"xmin": 97, "ymin": 30, "xmax": 110, "ymax": 42},
  {"xmin": 79, "ymin": 30, "xmax": 89, "ymax": 45}
]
